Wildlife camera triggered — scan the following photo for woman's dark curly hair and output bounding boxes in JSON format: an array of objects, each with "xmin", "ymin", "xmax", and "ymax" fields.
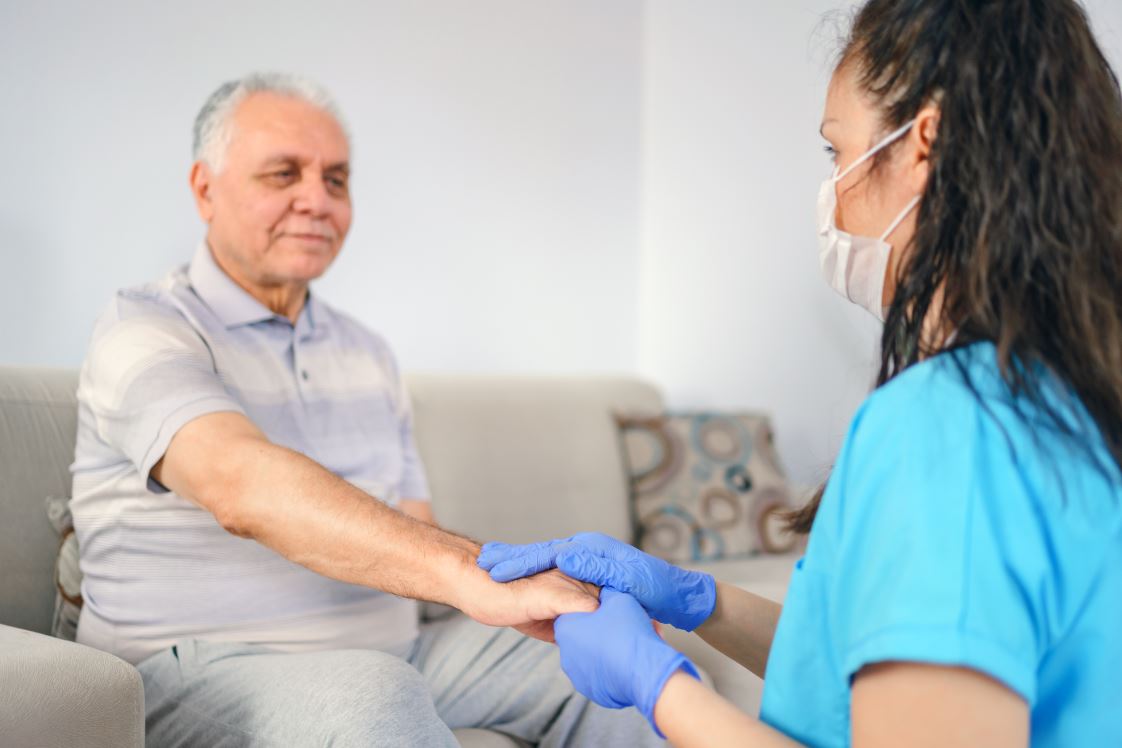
[{"xmin": 788, "ymin": 0, "xmax": 1122, "ymax": 533}]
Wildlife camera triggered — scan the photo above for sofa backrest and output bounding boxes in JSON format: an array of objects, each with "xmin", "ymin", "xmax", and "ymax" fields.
[
  {"xmin": 407, "ymin": 374, "xmax": 662, "ymax": 544},
  {"xmin": 0, "ymin": 367, "xmax": 79, "ymax": 634},
  {"xmin": 0, "ymin": 366, "xmax": 662, "ymax": 634}
]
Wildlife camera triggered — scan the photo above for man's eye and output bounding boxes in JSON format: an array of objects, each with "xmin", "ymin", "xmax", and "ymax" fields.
[{"xmin": 262, "ymin": 170, "xmax": 297, "ymax": 184}]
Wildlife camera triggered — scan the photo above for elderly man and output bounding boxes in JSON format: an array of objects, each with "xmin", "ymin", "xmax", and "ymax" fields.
[{"xmin": 70, "ymin": 73, "xmax": 661, "ymax": 746}]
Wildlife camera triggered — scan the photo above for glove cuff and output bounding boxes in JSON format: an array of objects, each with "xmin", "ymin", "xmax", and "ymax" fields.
[
  {"xmin": 638, "ymin": 648, "xmax": 700, "ymax": 739},
  {"xmin": 669, "ymin": 571, "xmax": 717, "ymax": 632}
]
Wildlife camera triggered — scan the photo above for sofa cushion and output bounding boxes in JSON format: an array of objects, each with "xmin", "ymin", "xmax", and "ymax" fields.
[
  {"xmin": 618, "ymin": 412, "xmax": 798, "ymax": 563},
  {"xmin": 0, "ymin": 367, "xmax": 80, "ymax": 634},
  {"xmin": 683, "ymin": 552, "xmax": 802, "ymax": 599}
]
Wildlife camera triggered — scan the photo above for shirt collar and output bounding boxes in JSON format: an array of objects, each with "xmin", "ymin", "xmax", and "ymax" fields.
[{"xmin": 188, "ymin": 242, "xmax": 318, "ymax": 333}]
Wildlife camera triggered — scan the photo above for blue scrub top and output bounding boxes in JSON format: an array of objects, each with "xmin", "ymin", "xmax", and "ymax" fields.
[{"xmin": 760, "ymin": 342, "xmax": 1122, "ymax": 747}]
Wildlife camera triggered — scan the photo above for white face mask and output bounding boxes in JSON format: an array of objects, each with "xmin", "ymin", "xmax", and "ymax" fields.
[{"xmin": 817, "ymin": 119, "xmax": 920, "ymax": 321}]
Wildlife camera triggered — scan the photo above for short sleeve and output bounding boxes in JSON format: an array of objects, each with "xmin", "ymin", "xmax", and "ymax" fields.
[
  {"xmin": 365, "ymin": 330, "xmax": 430, "ymax": 501},
  {"xmin": 78, "ymin": 293, "xmax": 245, "ymax": 491},
  {"xmin": 822, "ymin": 365, "xmax": 1047, "ymax": 705},
  {"xmin": 396, "ymin": 390, "xmax": 430, "ymax": 500}
]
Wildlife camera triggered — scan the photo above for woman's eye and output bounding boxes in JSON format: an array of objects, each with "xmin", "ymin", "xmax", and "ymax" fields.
[{"xmin": 823, "ymin": 144, "xmax": 838, "ymax": 160}]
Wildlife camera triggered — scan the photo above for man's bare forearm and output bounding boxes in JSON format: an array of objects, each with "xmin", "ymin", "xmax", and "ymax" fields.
[
  {"xmin": 225, "ymin": 441, "xmax": 479, "ymax": 603},
  {"xmin": 156, "ymin": 411, "xmax": 599, "ymax": 635},
  {"xmin": 156, "ymin": 413, "xmax": 489, "ymax": 613},
  {"xmin": 694, "ymin": 582, "xmax": 783, "ymax": 679}
]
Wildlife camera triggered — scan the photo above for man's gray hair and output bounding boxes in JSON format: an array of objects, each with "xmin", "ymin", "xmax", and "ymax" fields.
[{"xmin": 192, "ymin": 72, "xmax": 347, "ymax": 172}]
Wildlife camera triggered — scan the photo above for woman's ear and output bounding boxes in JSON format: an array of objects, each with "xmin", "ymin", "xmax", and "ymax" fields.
[{"xmin": 909, "ymin": 105, "xmax": 940, "ymax": 190}]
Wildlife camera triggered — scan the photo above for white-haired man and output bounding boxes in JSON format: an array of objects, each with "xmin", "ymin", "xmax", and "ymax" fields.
[{"xmin": 70, "ymin": 73, "xmax": 662, "ymax": 746}]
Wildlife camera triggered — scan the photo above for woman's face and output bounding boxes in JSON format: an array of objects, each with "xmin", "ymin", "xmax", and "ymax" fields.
[{"xmin": 820, "ymin": 63, "xmax": 933, "ymax": 307}]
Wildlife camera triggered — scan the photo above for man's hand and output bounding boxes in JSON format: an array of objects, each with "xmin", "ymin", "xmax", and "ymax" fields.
[
  {"xmin": 479, "ymin": 532, "xmax": 717, "ymax": 631},
  {"xmin": 510, "ymin": 571, "xmax": 601, "ymax": 642},
  {"xmin": 454, "ymin": 562, "xmax": 600, "ymax": 643}
]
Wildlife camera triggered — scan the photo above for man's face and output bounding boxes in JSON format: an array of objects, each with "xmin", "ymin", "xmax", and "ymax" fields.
[{"xmin": 193, "ymin": 92, "xmax": 352, "ymax": 287}]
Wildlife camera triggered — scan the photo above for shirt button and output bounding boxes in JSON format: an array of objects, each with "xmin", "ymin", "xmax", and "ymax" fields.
[{"xmin": 301, "ymin": 370, "xmax": 309, "ymax": 381}]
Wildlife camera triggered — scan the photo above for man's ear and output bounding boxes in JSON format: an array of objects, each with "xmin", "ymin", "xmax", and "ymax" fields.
[
  {"xmin": 909, "ymin": 104, "xmax": 940, "ymax": 191},
  {"xmin": 189, "ymin": 161, "xmax": 215, "ymax": 223}
]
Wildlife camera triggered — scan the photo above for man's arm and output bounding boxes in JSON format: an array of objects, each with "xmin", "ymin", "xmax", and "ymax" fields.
[
  {"xmin": 399, "ymin": 499, "xmax": 435, "ymax": 525},
  {"xmin": 153, "ymin": 411, "xmax": 596, "ymax": 636}
]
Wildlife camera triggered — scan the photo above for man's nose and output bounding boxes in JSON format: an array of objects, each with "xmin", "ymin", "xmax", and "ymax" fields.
[{"xmin": 292, "ymin": 173, "xmax": 331, "ymax": 216}]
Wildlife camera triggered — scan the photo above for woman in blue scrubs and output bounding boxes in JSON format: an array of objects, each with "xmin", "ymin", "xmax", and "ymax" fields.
[{"xmin": 479, "ymin": 0, "xmax": 1122, "ymax": 745}]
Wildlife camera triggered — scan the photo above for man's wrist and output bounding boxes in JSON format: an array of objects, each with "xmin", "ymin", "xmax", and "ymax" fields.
[{"xmin": 424, "ymin": 529, "xmax": 485, "ymax": 611}]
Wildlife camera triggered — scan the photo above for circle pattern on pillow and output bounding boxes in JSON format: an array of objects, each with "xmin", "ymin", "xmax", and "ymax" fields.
[{"xmin": 618, "ymin": 412, "xmax": 795, "ymax": 562}]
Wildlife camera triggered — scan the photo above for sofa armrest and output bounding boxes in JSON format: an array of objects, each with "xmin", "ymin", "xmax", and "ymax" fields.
[{"xmin": 0, "ymin": 624, "xmax": 143, "ymax": 748}]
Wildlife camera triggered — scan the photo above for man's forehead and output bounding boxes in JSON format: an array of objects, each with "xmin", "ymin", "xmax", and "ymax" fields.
[{"xmin": 229, "ymin": 92, "xmax": 349, "ymax": 164}]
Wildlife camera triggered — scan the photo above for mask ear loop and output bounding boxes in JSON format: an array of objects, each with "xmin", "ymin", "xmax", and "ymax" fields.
[
  {"xmin": 875, "ymin": 193, "xmax": 922, "ymax": 321},
  {"xmin": 879, "ymin": 194, "xmax": 921, "ymax": 242},
  {"xmin": 835, "ymin": 118, "xmax": 917, "ymax": 182}
]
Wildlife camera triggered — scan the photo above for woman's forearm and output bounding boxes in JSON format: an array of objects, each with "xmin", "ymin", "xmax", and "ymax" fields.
[
  {"xmin": 654, "ymin": 672, "xmax": 799, "ymax": 747},
  {"xmin": 694, "ymin": 581, "xmax": 783, "ymax": 678}
]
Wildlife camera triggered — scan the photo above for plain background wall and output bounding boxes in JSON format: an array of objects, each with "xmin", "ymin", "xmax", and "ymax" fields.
[
  {"xmin": 0, "ymin": 0, "xmax": 643, "ymax": 374},
  {"xmin": 639, "ymin": 0, "xmax": 875, "ymax": 487},
  {"xmin": 2, "ymin": 1, "xmax": 1120, "ymax": 487},
  {"xmin": 638, "ymin": 0, "xmax": 1122, "ymax": 485}
]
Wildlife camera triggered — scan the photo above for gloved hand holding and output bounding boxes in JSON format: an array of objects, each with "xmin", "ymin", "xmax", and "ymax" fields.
[
  {"xmin": 478, "ymin": 532, "xmax": 716, "ymax": 631},
  {"xmin": 554, "ymin": 588, "xmax": 700, "ymax": 737}
]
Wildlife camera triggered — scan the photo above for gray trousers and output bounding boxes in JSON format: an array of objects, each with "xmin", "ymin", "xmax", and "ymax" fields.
[{"xmin": 137, "ymin": 615, "xmax": 663, "ymax": 747}]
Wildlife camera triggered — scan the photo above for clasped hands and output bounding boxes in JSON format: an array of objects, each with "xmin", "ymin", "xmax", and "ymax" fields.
[{"xmin": 476, "ymin": 533, "xmax": 716, "ymax": 734}]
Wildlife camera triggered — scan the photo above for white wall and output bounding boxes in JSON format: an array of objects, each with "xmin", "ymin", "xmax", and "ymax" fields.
[
  {"xmin": 638, "ymin": 0, "xmax": 1122, "ymax": 487},
  {"xmin": 0, "ymin": 0, "xmax": 642, "ymax": 374},
  {"xmin": 2, "ymin": 1, "xmax": 1120, "ymax": 487}
]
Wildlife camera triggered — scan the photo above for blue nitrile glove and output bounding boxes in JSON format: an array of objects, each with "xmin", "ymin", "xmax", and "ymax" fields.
[
  {"xmin": 554, "ymin": 588, "xmax": 700, "ymax": 738},
  {"xmin": 478, "ymin": 532, "xmax": 717, "ymax": 631}
]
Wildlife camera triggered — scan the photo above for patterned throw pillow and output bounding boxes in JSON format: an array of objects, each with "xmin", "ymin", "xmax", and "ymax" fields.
[{"xmin": 616, "ymin": 412, "xmax": 797, "ymax": 562}]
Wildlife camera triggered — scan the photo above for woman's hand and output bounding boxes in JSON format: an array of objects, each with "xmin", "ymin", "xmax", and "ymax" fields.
[
  {"xmin": 554, "ymin": 588, "xmax": 700, "ymax": 736},
  {"xmin": 478, "ymin": 532, "xmax": 717, "ymax": 631}
]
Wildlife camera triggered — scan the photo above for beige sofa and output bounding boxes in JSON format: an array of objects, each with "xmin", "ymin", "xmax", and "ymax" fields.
[{"xmin": 0, "ymin": 366, "xmax": 796, "ymax": 747}]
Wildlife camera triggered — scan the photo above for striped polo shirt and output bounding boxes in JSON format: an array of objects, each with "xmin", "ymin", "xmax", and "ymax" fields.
[{"xmin": 70, "ymin": 242, "xmax": 429, "ymax": 665}]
